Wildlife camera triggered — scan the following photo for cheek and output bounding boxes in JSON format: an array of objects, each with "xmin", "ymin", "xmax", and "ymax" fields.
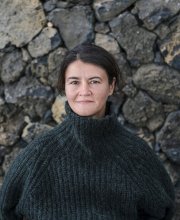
[
  {"xmin": 94, "ymin": 86, "xmax": 111, "ymax": 100},
  {"xmin": 65, "ymin": 87, "xmax": 75, "ymax": 100}
]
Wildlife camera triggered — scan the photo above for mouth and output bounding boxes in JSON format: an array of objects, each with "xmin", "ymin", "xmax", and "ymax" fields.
[{"xmin": 76, "ymin": 100, "xmax": 94, "ymax": 103}]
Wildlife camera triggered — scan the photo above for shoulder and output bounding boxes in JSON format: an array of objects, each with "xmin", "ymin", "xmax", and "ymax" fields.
[
  {"xmin": 117, "ymin": 125, "xmax": 174, "ymax": 194},
  {"xmin": 117, "ymin": 124, "xmax": 151, "ymax": 154},
  {"xmin": 1, "ymin": 121, "xmax": 68, "ymax": 191},
  {"xmin": 3, "ymin": 121, "xmax": 67, "ymax": 180},
  {"xmin": 25, "ymin": 120, "xmax": 67, "ymax": 154},
  {"xmin": 117, "ymin": 124, "xmax": 155, "ymax": 156},
  {"xmin": 116, "ymin": 124, "xmax": 169, "ymax": 178}
]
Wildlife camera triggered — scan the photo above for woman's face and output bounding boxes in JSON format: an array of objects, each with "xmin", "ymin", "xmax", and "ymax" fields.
[{"xmin": 65, "ymin": 60, "xmax": 115, "ymax": 118}]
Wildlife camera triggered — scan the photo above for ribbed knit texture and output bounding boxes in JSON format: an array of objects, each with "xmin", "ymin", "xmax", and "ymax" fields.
[{"xmin": 0, "ymin": 102, "xmax": 175, "ymax": 220}]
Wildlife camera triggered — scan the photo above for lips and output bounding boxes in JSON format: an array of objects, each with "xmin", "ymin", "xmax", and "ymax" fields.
[
  {"xmin": 76, "ymin": 100, "xmax": 94, "ymax": 103},
  {"xmin": 76, "ymin": 100, "xmax": 93, "ymax": 102}
]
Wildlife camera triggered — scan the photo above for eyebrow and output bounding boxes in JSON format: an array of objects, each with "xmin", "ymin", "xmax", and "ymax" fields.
[{"xmin": 66, "ymin": 76, "xmax": 102, "ymax": 81}]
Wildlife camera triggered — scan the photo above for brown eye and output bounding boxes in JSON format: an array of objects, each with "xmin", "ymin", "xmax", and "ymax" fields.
[
  {"xmin": 90, "ymin": 80, "xmax": 100, "ymax": 84},
  {"xmin": 70, "ymin": 81, "xmax": 79, "ymax": 85}
]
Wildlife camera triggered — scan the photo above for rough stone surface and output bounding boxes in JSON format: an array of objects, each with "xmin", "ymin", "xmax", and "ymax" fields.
[
  {"xmin": 95, "ymin": 33, "xmax": 120, "ymax": 55},
  {"xmin": 21, "ymin": 48, "xmax": 31, "ymax": 62},
  {"xmin": 122, "ymin": 80, "xmax": 137, "ymax": 98},
  {"xmin": 0, "ymin": 109, "xmax": 25, "ymax": 146},
  {"xmin": 43, "ymin": 0, "xmax": 56, "ymax": 12},
  {"xmin": 27, "ymin": 57, "xmax": 49, "ymax": 84},
  {"xmin": 48, "ymin": 6, "xmax": 94, "ymax": 49},
  {"xmin": 113, "ymin": 54, "xmax": 132, "ymax": 84},
  {"xmin": 93, "ymin": 0, "xmax": 136, "ymax": 22},
  {"xmin": 163, "ymin": 104, "xmax": 179, "ymax": 114},
  {"xmin": 22, "ymin": 121, "xmax": 53, "ymax": 143},
  {"xmin": 0, "ymin": 103, "xmax": 18, "ymax": 122},
  {"xmin": 133, "ymin": 0, "xmax": 180, "ymax": 30},
  {"xmin": 156, "ymin": 111, "xmax": 180, "ymax": 165},
  {"xmin": 48, "ymin": 47, "xmax": 67, "ymax": 89},
  {"xmin": 4, "ymin": 76, "xmax": 54, "ymax": 104},
  {"xmin": 4, "ymin": 76, "xmax": 54, "ymax": 119},
  {"xmin": 122, "ymin": 91, "xmax": 165, "ymax": 132},
  {"xmin": 0, "ymin": 146, "xmax": 6, "ymax": 166},
  {"xmin": 133, "ymin": 64, "xmax": 180, "ymax": 105},
  {"xmin": 0, "ymin": 132, "xmax": 19, "ymax": 147},
  {"xmin": 0, "ymin": 0, "xmax": 46, "ymax": 48},
  {"xmin": 94, "ymin": 22, "xmax": 110, "ymax": 34},
  {"xmin": 0, "ymin": 50, "xmax": 26, "ymax": 83},
  {"xmin": 28, "ymin": 27, "xmax": 62, "ymax": 58},
  {"xmin": 154, "ymin": 23, "xmax": 171, "ymax": 40},
  {"xmin": 52, "ymin": 0, "xmax": 93, "ymax": 7},
  {"xmin": 109, "ymin": 12, "xmax": 156, "ymax": 67},
  {"xmin": 51, "ymin": 96, "xmax": 66, "ymax": 123},
  {"xmin": 159, "ymin": 31, "xmax": 180, "ymax": 70}
]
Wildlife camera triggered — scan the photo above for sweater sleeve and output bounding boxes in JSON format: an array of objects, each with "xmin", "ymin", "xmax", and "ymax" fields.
[
  {"xmin": 0, "ymin": 143, "xmax": 38, "ymax": 220},
  {"xmin": 133, "ymin": 138, "xmax": 175, "ymax": 220}
]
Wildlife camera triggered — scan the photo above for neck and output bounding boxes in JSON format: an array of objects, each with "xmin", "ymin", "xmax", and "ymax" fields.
[{"xmin": 64, "ymin": 101, "xmax": 120, "ymax": 159}]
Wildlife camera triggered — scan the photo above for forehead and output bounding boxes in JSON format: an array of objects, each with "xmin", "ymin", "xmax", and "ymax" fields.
[{"xmin": 65, "ymin": 60, "xmax": 108, "ymax": 77}]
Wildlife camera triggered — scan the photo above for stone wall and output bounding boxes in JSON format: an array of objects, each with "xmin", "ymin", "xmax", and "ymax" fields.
[{"xmin": 0, "ymin": 0, "xmax": 180, "ymax": 218}]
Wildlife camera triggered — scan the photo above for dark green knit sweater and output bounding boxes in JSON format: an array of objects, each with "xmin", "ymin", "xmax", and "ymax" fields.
[{"xmin": 0, "ymin": 102, "xmax": 175, "ymax": 220}]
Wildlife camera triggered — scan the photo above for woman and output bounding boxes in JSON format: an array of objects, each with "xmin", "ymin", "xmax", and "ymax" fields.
[{"xmin": 0, "ymin": 43, "xmax": 175, "ymax": 219}]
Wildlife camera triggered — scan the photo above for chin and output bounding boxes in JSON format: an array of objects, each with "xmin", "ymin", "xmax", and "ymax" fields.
[{"xmin": 76, "ymin": 111, "xmax": 94, "ymax": 117}]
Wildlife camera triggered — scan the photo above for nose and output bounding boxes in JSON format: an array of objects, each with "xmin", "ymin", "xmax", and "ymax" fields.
[{"xmin": 79, "ymin": 82, "xmax": 91, "ymax": 96}]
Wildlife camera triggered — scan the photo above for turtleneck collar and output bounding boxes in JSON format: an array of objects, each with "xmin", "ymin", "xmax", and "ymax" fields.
[{"xmin": 64, "ymin": 101, "xmax": 120, "ymax": 158}]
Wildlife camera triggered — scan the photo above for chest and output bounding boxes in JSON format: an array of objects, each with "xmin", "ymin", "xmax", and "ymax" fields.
[{"xmin": 19, "ymin": 157, "xmax": 138, "ymax": 220}]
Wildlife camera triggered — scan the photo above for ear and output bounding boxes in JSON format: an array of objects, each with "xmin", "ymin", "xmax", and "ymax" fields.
[{"xmin": 109, "ymin": 77, "xmax": 116, "ymax": 95}]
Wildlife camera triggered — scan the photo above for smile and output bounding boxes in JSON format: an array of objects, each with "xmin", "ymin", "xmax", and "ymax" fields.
[{"xmin": 76, "ymin": 100, "xmax": 94, "ymax": 103}]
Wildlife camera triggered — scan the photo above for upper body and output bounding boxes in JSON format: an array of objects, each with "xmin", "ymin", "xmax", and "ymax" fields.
[{"xmin": 0, "ymin": 43, "xmax": 175, "ymax": 220}]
